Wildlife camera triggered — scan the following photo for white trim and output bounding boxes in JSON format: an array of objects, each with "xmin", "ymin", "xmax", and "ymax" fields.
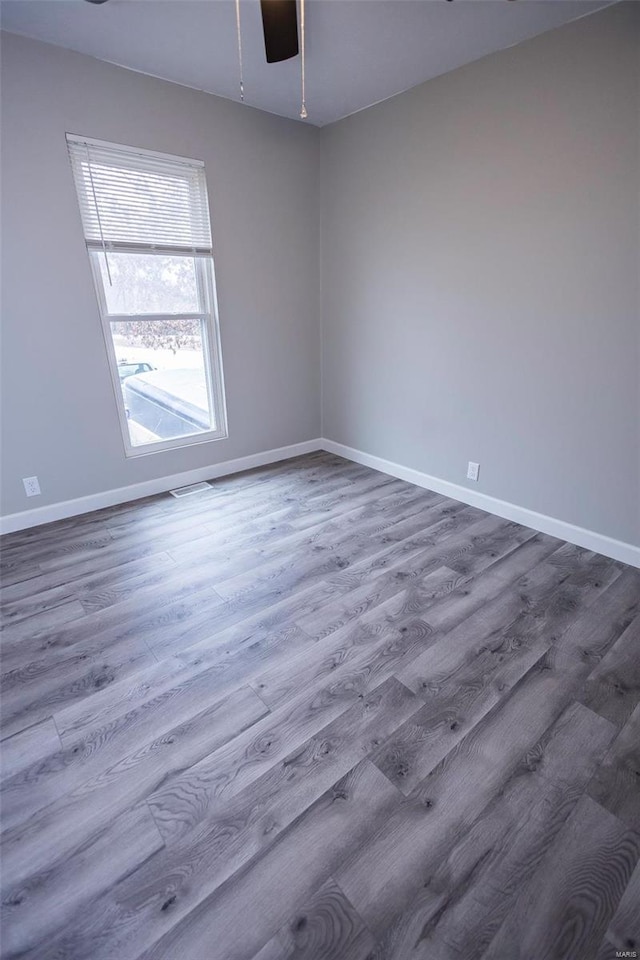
[
  {"xmin": 3, "ymin": 436, "xmax": 638, "ymax": 569},
  {"xmin": 320, "ymin": 439, "xmax": 640, "ymax": 569},
  {"xmin": 87, "ymin": 244, "xmax": 213, "ymax": 258},
  {"xmin": 0, "ymin": 440, "xmax": 322, "ymax": 534}
]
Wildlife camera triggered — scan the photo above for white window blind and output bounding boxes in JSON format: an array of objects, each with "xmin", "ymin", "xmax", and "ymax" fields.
[{"xmin": 66, "ymin": 135, "xmax": 213, "ymax": 255}]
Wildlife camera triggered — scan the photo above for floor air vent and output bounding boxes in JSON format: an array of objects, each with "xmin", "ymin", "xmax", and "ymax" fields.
[{"xmin": 168, "ymin": 481, "xmax": 213, "ymax": 499}]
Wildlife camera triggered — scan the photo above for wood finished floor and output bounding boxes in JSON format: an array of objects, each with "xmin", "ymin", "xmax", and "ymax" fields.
[{"xmin": 1, "ymin": 452, "xmax": 639, "ymax": 960}]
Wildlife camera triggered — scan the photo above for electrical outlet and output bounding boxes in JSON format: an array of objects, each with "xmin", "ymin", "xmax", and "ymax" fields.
[
  {"xmin": 23, "ymin": 476, "xmax": 41, "ymax": 497},
  {"xmin": 467, "ymin": 461, "xmax": 480, "ymax": 482}
]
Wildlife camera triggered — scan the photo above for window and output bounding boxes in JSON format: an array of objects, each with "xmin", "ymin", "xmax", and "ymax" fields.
[{"xmin": 67, "ymin": 135, "xmax": 227, "ymax": 455}]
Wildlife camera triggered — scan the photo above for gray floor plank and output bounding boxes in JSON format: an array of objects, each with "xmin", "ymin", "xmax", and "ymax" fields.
[
  {"xmin": 131, "ymin": 681, "xmax": 421, "ymax": 949},
  {"xmin": 52, "ymin": 622, "xmax": 308, "ymax": 746},
  {"xmin": 30, "ymin": 761, "xmax": 400, "ymax": 960},
  {"xmin": 606, "ymin": 858, "xmax": 640, "ymax": 954},
  {"xmin": 1, "ymin": 684, "xmax": 267, "ymax": 890},
  {"xmin": 1, "ymin": 803, "xmax": 164, "ymax": 959},
  {"xmin": 254, "ymin": 567, "xmax": 457, "ymax": 711},
  {"xmin": 374, "ymin": 638, "xmax": 550, "ymax": 795},
  {"xmin": 481, "ymin": 795, "xmax": 640, "ymax": 960},
  {"xmin": 1, "ymin": 563, "xmax": 225, "ymax": 676},
  {"xmin": 334, "ymin": 652, "xmax": 600, "ymax": 937},
  {"xmin": 250, "ymin": 878, "xmax": 378, "ymax": 960},
  {"xmin": 594, "ymin": 938, "xmax": 621, "ymax": 960},
  {"xmin": 587, "ymin": 704, "xmax": 640, "ymax": 831},
  {"xmin": 0, "ymin": 718, "xmax": 61, "ymax": 777},
  {"xmin": 146, "ymin": 662, "xmax": 423, "ymax": 844},
  {"xmin": 407, "ymin": 531, "xmax": 563, "ymax": 636},
  {"xmin": 579, "ymin": 614, "xmax": 640, "ymax": 727},
  {"xmin": 374, "ymin": 702, "xmax": 617, "ymax": 960},
  {"xmin": 0, "ymin": 549, "xmax": 175, "ymax": 609},
  {"xmin": 1, "ymin": 452, "xmax": 638, "ymax": 960},
  {"xmin": 0, "ymin": 583, "xmax": 78, "ymax": 627},
  {"xmin": 0, "ymin": 598, "xmax": 85, "ymax": 647},
  {"xmin": 295, "ymin": 563, "xmax": 467, "ymax": 643},
  {"xmin": 554, "ymin": 567, "xmax": 640, "ymax": 674},
  {"xmin": 0, "ymin": 635, "xmax": 157, "ymax": 739},
  {"xmin": 1, "ymin": 678, "xmax": 268, "ymax": 833}
]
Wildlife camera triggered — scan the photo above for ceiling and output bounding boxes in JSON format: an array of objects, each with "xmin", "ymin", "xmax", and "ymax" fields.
[{"xmin": 0, "ymin": 0, "xmax": 615, "ymax": 126}]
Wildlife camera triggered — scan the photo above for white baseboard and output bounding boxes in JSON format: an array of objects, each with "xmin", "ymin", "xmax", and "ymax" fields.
[
  {"xmin": 3, "ymin": 436, "xmax": 638, "ymax": 568},
  {"xmin": 0, "ymin": 439, "xmax": 322, "ymax": 535},
  {"xmin": 321, "ymin": 438, "xmax": 640, "ymax": 569}
]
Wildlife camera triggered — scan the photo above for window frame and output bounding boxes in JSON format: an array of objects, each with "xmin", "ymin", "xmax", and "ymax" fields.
[{"xmin": 69, "ymin": 135, "xmax": 228, "ymax": 458}]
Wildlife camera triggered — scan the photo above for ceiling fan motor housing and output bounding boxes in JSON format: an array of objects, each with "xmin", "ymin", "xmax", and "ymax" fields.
[{"xmin": 260, "ymin": 0, "xmax": 299, "ymax": 63}]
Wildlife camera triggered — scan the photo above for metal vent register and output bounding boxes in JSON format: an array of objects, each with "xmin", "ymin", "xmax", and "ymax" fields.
[{"xmin": 168, "ymin": 481, "xmax": 212, "ymax": 498}]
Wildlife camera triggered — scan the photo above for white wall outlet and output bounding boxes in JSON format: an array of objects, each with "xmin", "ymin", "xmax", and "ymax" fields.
[
  {"xmin": 467, "ymin": 461, "xmax": 480, "ymax": 482},
  {"xmin": 23, "ymin": 476, "xmax": 41, "ymax": 497}
]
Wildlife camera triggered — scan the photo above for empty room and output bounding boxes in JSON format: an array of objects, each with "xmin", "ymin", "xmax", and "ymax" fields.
[{"xmin": 0, "ymin": 0, "xmax": 639, "ymax": 957}]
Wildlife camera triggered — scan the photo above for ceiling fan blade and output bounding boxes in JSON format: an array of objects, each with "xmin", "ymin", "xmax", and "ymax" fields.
[{"xmin": 260, "ymin": 0, "xmax": 299, "ymax": 63}]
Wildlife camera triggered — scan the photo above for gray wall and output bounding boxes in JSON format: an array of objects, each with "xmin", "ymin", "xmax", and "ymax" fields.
[
  {"xmin": 0, "ymin": 32, "xmax": 320, "ymax": 517},
  {"xmin": 2, "ymin": 5, "xmax": 639, "ymax": 546},
  {"xmin": 320, "ymin": 1, "xmax": 640, "ymax": 546}
]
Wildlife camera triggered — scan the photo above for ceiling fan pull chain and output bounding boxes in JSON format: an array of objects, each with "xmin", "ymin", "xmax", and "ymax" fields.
[
  {"xmin": 235, "ymin": 0, "xmax": 245, "ymax": 102},
  {"xmin": 300, "ymin": 0, "xmax": 307, "ymax": 119}
]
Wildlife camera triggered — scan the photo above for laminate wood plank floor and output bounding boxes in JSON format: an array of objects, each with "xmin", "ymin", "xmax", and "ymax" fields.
[{"xmin": 1, "ymin": 452, "xmax": 639, "ymax": 960}]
